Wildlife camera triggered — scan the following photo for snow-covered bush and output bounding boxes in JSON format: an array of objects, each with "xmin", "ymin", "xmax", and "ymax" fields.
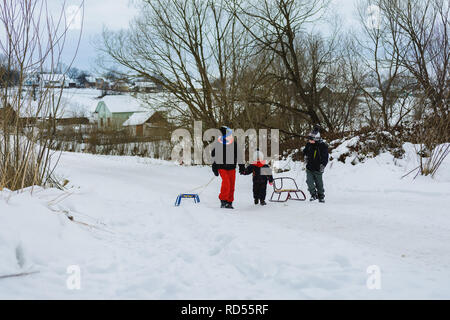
[{"xmin": 329, "ymin": 130, "xmax": 405, "ymax": 165}]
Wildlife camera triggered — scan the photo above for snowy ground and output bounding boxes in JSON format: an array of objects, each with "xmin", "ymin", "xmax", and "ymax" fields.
[{"xmin": 1, "ymin": 144, "xmax": 450, "ymax": 299}]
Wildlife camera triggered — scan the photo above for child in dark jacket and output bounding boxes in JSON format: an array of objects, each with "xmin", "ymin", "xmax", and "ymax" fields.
[
  {"xmin": 241, "ymin": 150, "xmax": 274, "ymax": 205},
  {"xmin": 302, "ymin": 127, "xmax": 329, "ymax": 202}
]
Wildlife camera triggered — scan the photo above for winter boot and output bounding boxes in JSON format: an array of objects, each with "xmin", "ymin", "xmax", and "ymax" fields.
[
  {"xmin": 310, "ymin": 193, "xmax": 318, "ymax": 201},
  {"xmin": 318, "ymin": 196, "xmax": 325, "ymax": 203},
  {"xmin": 254, "ymin": 199, "xmax": 259, "ymax": 205},
  {"xmin": 260, "ymin": 200, "xmax": 267, "ymax": 206},
  {"xmin": 225, "ymin": 201, "xmax": 234, "ymax": 209},
  {"xmin": 220, "ymin": 200, "xmax": 227, "ymax": 208}
]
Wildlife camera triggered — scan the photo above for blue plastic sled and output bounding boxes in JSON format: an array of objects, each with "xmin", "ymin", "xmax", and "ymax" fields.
[{"xmin": 175, "ymin": 193, "xmax": 200, "ymax": 206}]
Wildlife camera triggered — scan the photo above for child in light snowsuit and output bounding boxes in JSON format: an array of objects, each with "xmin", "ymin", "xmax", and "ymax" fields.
[{"xmin": 241, "ymin": 150, "xmax": 274, "ymax": 206}]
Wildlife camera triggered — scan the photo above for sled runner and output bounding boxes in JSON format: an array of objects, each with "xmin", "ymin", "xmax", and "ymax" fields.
[
  {"xmin": 175, "ymin": 193, "xmax": 200, "ymax": 206},
  {"xmin": 269, "ymin": 177, "xmax": 306, "ymax": 202}
]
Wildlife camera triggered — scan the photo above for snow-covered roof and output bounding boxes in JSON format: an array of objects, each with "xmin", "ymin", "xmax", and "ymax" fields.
[
  {"xmin": 6, "ymin": 89, "xmax": 183, "ymax": 119},
  {"xmin": 17, "ymin": 88, "xmax": 99, "ymax": 119},
  {"xmin": 99, "ymin": 95, "xmax": 148, "ymax": 113},
  {"xmin": 85, "ymin": 76, "xmax": 96, "ymax": 83},
  {"xmin": 122, "ymin": 111, "xmax": 154, "ymax": 126},
  {"xmin": 58, "ymin": 89, "xmax": 100, "ymax": 117},
  {"xmin": 135, "ymin": 81, "xmax": 156, "ymax": 87},
  {"xmin": 41, "ymin": 73, "xmax": 65, "ymax": 82}
]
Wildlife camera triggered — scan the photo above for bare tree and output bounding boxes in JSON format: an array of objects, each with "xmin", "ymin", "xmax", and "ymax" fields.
[
  {"xmin": 353, "ymin": 0, "xmax": 417, "ymax": 130},
  {"xmin": 101, "ymin": 0, "xmax": 254, "ymax": 130},
  {"xmin": 0, "ymin": 0, "xmax": 83, "ymax": 191},
  {"xmin": 376, "ymin": 0, "xmax": 449, "ymax": 177},
  {"xmin": 380, "ymin": 0, "xmax": 448, "ymax": 117},
  {"xmin": 231, "ymin": 0, "xmax": 356, "ymax": 133}
]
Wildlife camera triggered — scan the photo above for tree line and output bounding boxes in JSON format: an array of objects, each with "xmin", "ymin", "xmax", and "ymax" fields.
[{"xmin": 100, "ymin": 0, "xmax": 448, "ymax": 138}]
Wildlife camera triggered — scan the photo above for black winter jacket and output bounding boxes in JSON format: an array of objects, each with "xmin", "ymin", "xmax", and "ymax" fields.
[
  {"xmin": 211, "ymin": 140, "xmax": 245, "ymax": 173},
  {"xmin": 242, "ymin": 163, "xmax": 274, "ymax": 184},
  {"xmin": 303, "ymin": 141, "xmax": 329, "ymax": 172}
]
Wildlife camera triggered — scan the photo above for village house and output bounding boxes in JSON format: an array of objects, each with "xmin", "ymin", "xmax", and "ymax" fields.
[
  {"xmin": 40, "ymin": 73, "xmax": 65, "ymax": 88},
  {"xmin": 95, "ymin": 77, "xmax": 110, "ymax": 90},
  {"xmin": 122, "ymin": 110, "xmax": 169, "ymax": 138},
  {"xmin": 111, "ymin": 80, "xmax": 131, "ymax": 92},
  {"xmin": 133, "ymin": 81, "xmax": 158, "ymax": 93},
  {"xmin": 84, "ymin": 76, "xmax": 97, "ymax": 88},
  {"xmin": 93, "ymin": 95, "xmax": 148, "ymax": 129}
]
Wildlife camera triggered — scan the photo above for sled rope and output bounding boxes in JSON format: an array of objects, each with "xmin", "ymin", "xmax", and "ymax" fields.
[{"xmin": 184, "ymin": 176, "xmax": 216, "ymax": 195}]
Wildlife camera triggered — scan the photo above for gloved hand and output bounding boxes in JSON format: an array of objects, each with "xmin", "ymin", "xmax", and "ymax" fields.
[
  {"xmin": 238, "ymin": 164, "xmax": 245, "ymax": 175},
  {"xmin": 319, "ymin": 164, "xmax": 325, "ymax": 173},
  {"xmin": 212, "ymin": 165, "xmax": 219, "ymax": 177}
]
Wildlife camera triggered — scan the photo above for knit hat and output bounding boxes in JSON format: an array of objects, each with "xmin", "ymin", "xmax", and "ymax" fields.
[
  {"xmin": 308, "ymin": 129, "xmax": 321, "ymax": 141},
  {"xmin": 219, "ymin": 126, "xmax": 232, "ymax": 137},
  {"xmin": 218, "ymin": 126, "xmax": 233, "ymax": 144}
]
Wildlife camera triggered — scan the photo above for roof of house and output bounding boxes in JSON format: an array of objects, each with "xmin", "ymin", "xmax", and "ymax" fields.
[
  {"xmin": 41, "ymin": 73, "xmax": 65, "ymax": 82},
  {"xmin": 23, "ymin": 88, "xmax": 99, "ymax": 118},
  {"xmin": 85, "ymin": 76, "xmax": 96, "ymax": 83},
  {"xmin": 98, "ymin": 95, "xmax": 148, "ymax": 113},
  {"xmin": 135, "ymin": 81, "xmax": 156, "ymax": 87},
  {"xmin": 122, "ymin": 110, "xmax": 155, "ymax": 126}
]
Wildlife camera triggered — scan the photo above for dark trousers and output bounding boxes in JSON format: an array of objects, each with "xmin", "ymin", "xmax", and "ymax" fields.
[
  {"xmin": 306, "ymin": 169, "xmax": 325, "ymax": 199},
  {"xmin": 253, "ymin": 181, "xmax": 267, "ymax": 201}
]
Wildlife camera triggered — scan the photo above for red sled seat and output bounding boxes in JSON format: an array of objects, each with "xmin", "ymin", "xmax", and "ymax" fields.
[{"xmin": 269, "ymin": 177, "xmax": 306, "ymax": 202}]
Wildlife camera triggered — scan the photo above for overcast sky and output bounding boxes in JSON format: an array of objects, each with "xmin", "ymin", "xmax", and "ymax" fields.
[
  {"xmin": 56, "ymin": 0, "xmax": 359, "ymax": 73},
  {"xmin": 53, "ymin": 0, "xmax": 139, "ymax": 72}
]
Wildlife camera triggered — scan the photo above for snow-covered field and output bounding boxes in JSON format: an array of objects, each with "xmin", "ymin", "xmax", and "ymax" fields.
[{"xmin": 1, "ymin": 144, "xmax": 450, "ymax": 299}]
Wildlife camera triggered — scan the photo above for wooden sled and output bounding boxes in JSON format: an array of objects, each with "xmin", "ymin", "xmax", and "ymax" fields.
[{"xmin": 269, "ymin": 177, "xmax": 306, "ymax": 202}]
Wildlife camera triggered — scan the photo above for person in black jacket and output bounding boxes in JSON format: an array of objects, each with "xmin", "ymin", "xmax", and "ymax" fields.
[
  {"xmin": 241, "ymin": 150, "xmax": 274, "ymax": 206},
  {"xmin": 302, "ymin": 127, "xmax": 329, "ymax": 202},
  {"xmin": 211, "ymin": 126, "xmax": 245, "ymax": 209}
]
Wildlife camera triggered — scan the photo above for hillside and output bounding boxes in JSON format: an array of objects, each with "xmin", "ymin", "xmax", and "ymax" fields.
[{"xmin": 1, "ymin": 144, "xmax": 449, "ymax": 299}]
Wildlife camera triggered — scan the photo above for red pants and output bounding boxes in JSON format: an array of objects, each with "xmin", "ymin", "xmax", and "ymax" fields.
[{"xmin": 218, "ymin": 169, "xmax": 236, "ymax": 202}]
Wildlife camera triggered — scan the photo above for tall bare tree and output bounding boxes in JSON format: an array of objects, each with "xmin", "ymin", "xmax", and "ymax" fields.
[
  {"xmin": 0, "ymin": 0, "xmax": 83, "ymax": 191},
  {"xmin": 231, "ymin": 0, "xmax": 353, "ymax": 133},
  {"xmin": 101, "ymin": 0, "xmax": 254, "ymax": 130},
  {"xmin": 374, "ymin": 0, "xmax": 449, "ymax": 177},
  {"xmin": 354, "ymin": 0, "xmax": 417, "ymax": 130},
  {"xmin": 380, "ymin": 0, "xmax": 449, "ymax": 117}
]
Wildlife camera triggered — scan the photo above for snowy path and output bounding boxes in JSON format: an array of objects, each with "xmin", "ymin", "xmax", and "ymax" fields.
[{"xmin": 1, "ymin": 151, "xmax": 450, "ymax": 299}]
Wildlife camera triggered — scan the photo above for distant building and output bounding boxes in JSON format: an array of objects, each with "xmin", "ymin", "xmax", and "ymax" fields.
[
  {"xmin": 93, "ymin": 95, "xmax": 148, "ymax": 128},
  {"xmin": 65, "ymin": 78, "xmax": 78, "ymax": 88},
  {"xmin": 95, "ymin": 78, "xmax": 110, "ymax": 90},
  {"xmin": 122, "ymin": 111, "xmax": 169, "ymax": 138},
  {"xmin": 134, "ymin": 81, "xmax": 158, "ymax": 93},
  {"xmin": 24, "ymin": 73, "xmax": 39, "ymax": 87},
  {"xmin": 111, "ymin": 80, "xmax": 131, "ymax": 92},
  {"xmin": 84, "ymin": 76, "xmax": 96, "ymax": 88},
  {"xmin": 40, "ymin": 73, "xmax": 65, "ymax": 88}
]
